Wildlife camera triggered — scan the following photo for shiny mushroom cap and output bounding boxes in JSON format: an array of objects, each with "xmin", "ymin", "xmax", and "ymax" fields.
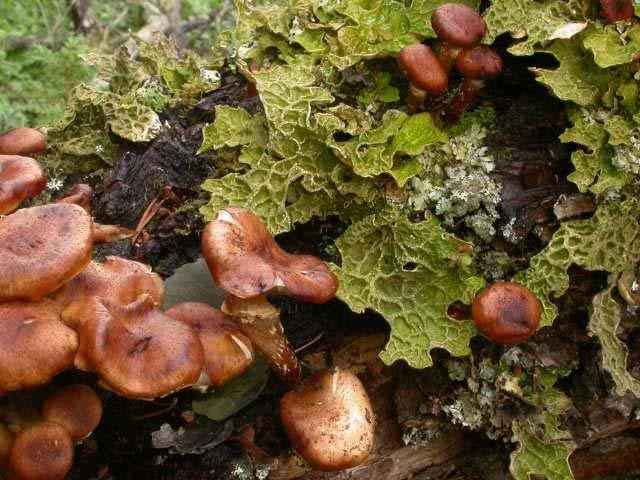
[
  {"xmin": 471, "ymin": 281, "xmax": 541, "ymax": 345},
  {"xmin": 0, "ymin": 155, "xmax": 46, "ymax": 215},
  {"xmin": 431, "ymin": 3, "xmax": 486, "ymax": 47},
  {"xmin": 166, "ymin": 302, "xmax": 255, "ymax": 388},
  {"xmin": 0, "ymin": 204, "xmax": 93, "ymax": 302},
  {"xmin": 280, "ymin": 367, "xmax": 375, "ymax": 471},
  {"xmin": 202, "ymin": 207, "xmax": 338, "ymax": 304},
  {"xmin": 8, "ymin": 422, "xmax": 73, "ymax": 480},
  {"xmin": 56, "ymin": 256, "xmax": 165, "ymax": 329},
  {"xmin": 600, "ymin": 0, "xmax": 634, "ymax": 23},
  {"xmin": 75, "ymin": 295, "xmax": 205, "ymax": 400},
  {"xmin": 397, "ymin": 44, "xmax": 448, "ymax": 95},
  {"xmin": 222, "ymin": 295, "xmax": 301, "ymax": 383},
  {"xmin": 0, "ymin": 128, "xmax": 47, "ymax": 156},
  {"xmin": 0, "ymin": 300, "xmax": 78, "ymax": 392},
  {"xmin": 41, "ymin": 384, "xmax": 103, "ymax": 442},
  {"xmin": 456, "ymin": 45, "xmax": 503, "ymax": 80}
]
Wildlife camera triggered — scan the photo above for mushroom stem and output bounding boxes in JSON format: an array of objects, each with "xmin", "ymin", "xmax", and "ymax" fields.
[
  {"xmin": 222, "ymin": 295, "xmax": 302, "ymax": 384},
  {"xmin": 405, "ymin": 84, "xmax": 427, "ymax": 113},
  {"xmin": 434, "ymin": 43, "xmax": 462, "ymax": 73},
  {"xmin": 92, "ymin": 223, "xmax": 135, "ymax": 244},
  {"xmin": 445, "ymin": 78, "xmax": 485, "ymax": 122}
]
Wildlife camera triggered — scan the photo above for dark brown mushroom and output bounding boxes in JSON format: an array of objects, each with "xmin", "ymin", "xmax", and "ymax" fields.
[
  {"xmin": 600, "ymin": 0, "xmax": 635, "ymax": 23},
  {"xmin": 166, "ymin": 302, "xmax": 255, "ymax": 388},
  {"xmin": 41, "ymin": 384, "xmax": 103, "ymax": 442},
  {"xmin": 0, "ymin": 155, "xmax": 46, "ymax": 215},
  {"xmin": 0, "ymin": 204, "xmax": 93, "ymax": 302},
  {"xmin": 471, "ymin": 281, "xmax": 541, "ymax": 345},
  {"xmin": 397, "ymin": 43, "xmax": 448, "ymax": 112},
  {"xmin": 280, "ymin": 367, "xmax": 376, "ymax": 471},
  {"xmin": 0, "ymin": 128, "xmax": 47, "ymax": 156}
]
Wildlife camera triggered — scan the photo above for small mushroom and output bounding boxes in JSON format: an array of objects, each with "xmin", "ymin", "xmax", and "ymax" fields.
[
  {"xmin": 431, "ymin": 3, "xmax": 486, "ymax": 72},
  {"xmin": 74, "ymin": 295, "xmax": 205, "ymax": 400},
  {"xmin": 0, "ymin": 155, "xmax": 46, "ymax": 215},
  {"xmin": 280, "ymin": 367, "xmax": 375, "ymax": 471},
  {"xmin": 600, "ymin": 0, "xmax": 634, "ymax": 23},
  {"xmin": 0, "ymin": 300, "xmax": 78, "ymax": 392},
  {"xmin": 471, "ymin": 281, "xmax": 541, "ymax": 345},
  {"xmin": 397, "ymin": 43, "xmax": 448, "ymax": 112},
  {"xmin": 0, "ymin": 128, "xmax": 47, "ymax": 156},
  {"xmin": 55, "ymin": 183, "xmax": 94, "ymax": 213},
  {"xmin": 0, "ymin": 204, "xmax": 93, "ymax": 302},
  {"xmin": 8, "ymin": 421, "xmax": 74, "ymax": 480},
  {"xmin": 41, "ymin": 384, "xmax": 103, "ymax": 442},
  {"xmin": 202, "ymin": 207, "xmax": 339, "ymax": 383},
  {"xmin": 166, "ymin": 302, "xmax": 255, "ymax": 388},
  {"xmin": 446, "ymin": 45, "xmax": 503, "ymax": 121}
]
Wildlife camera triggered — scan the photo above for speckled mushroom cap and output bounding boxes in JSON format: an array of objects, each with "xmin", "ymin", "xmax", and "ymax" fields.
[
  {"xmin": 0, "ymin": 128, "xmax": 47, "ymax": 156},
  {"xmin": 397, "ymin": 44, "xmax": 448, "ymax": 95},
  {"xmin": 56, "ymin": 256, "xmax": 165, "ymax": 329},
  {"xmin": 431, "ymin": 3, "xmax": 486, "ymax": 47},
  {"xmin": 0, "ymin": 155, "xmax": 46, "ymax": 215},
  {"xmin": 166, "ymin": 302, "xmax": 255, "ymax": 388},
  {"xmin": 0, "ymin": 300, "xmax": 78, "ymax": 392},
  {"xmin": 42, "ymin": 384, "xmax": 103, "ymax": 442},
  {"xmin": 280, "ymin": 367, "xmax": 376, "ymax": 471},
  {"xmin": 0, "ymin": 204, "xmax": 93, "ymax": 302},
  {"xmin": 8, "ymin": 421, "xmax": 74, "ymax": 480},
  {"xmin": 456, "ymin": 45, "xmax": 503, "ymax": 80},
  {"xmin": 75, "ymin": 295, "xmax": 205, "ymax": 400},
  {"xmin": 202, "ymin": 207, "xmax": 338, "ymax": 304},
  {"xmin": 471, "ymin": 281, "xmax": 541, "ymax": 345}
]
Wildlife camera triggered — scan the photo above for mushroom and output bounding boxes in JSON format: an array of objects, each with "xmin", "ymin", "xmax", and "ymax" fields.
[
  {"xmin": 397, "ymin": 43, "xmax": 448, "ymax": 112},
  {"xmin": 55, "ymin": 183, "xmax": 94, "ymax": 213},
  {"xmin": 0, "ymin": 128, "xmax": 46, "ymax": 156},
  {"xmin": 0, "ymin": 155, "xmax": 47, "ymax": 215},
  {"xmin": 446, "ymin": 45, "xmax": 503, "ymax": 121},
  {"xmin": 166, "ymin": 302, "xmax": 255, "ymax": 388},
  {"xmin": 600, "ymin": 0, "xmax": 634, "ymax": 23},
  {"xmin": 202, "ymin": 207, "xmax": 338, "ymax": 383},
  {"xmin": 55, "ymin": 256, "xmax": 164, "ymax": 329},
  {"xmin": 74, "ymin": 295, "xmax": 205, "ymax": 400},
  {"xmin": 7, "ymin": 422, "xmax": 74, "ymax": 480},
  {"xmin": 471, "ymin": 281, "xmax": 541, "ymax": 345},
  {"xmin": 41, "ymin": 384, "xmax": 103, "ymax": 442},
  {"xmin": 0, "ymin": 300, "xmax": 78, "ymax": 392},
  {"xmin": 431, "ymin": 3, "xmax": 486, "ymax": 72},
  {"xmin": 0, "ymin": 203, "xmax": 93, "ymax": 302},
  {"xmin": 279, "ymin": 367, "xmax": 375, "ymax": 471}
]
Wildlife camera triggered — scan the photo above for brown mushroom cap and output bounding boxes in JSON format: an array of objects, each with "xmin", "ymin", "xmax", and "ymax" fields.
[
  {"xmin": 166, "ymin": 302, "xmax": 255, "ymax": 387},
  {"xmin": 55, "ymin": 256, "xmax": 165, "ymax": 329},
  {"xmin": 0, "ymin": 155, "xmax": 46, "ymax": 215},
  {"xmin": 600, "ymin": 0, "xmax": 634, "ymax": 23},
  {"xmin": 8, "ymin": 421, "xmax": 73, "ymax": 480},
  {"xmin": 431, "ymin": 3, "xmax": 486, "ymax": 47},
  {"xmin": 280, "ymin": 367, "xmax": 375, "ymax": 471},
  {"xmin": 0, "ymin": 423, "xmax": 13, "ymax": 465},
  {"xmin": 471, "ymin": 281, "xmax": 541, "ymax": 345},
  {"xmin": 202, "ymin": 207, "xmax": 338, "ymax": 304},
  {"xmin": 55, "ymin": 183, "xmax": 93, "ymax": 213},
  {"xmin": 222, "ymin": 295, "xmax": 301, "ymax": 383},
  {"xmin": 0, "ymin": 204, "xmax": 93, "ymax": 302},
  {"xmin": 456, "ymin": 45, "xmax": 503, "ymax": 80},
  {"xmin": 41, "ymin": 384, "xmax": 103, "ymax": 442},
  {"xmin": 75, "ymin": 295, "xmax": 205, "ymax": 400},
  {"xmin": 0, "ymin": 128, "xmax": 47, "ymax": 156},
  {"xmin": 397, "ymin": 44, "xmax": 448, "ymax": 95},
  {"xmin": 0, "ymin": 300, "xmax": 78, "ymax": 392}
]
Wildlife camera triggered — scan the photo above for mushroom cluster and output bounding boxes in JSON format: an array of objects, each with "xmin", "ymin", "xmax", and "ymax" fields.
[
  {"xmin": 0, "ymin": 128, "xmax": 375, "ymax": 476},
  {"xmin": 398, "ymin": 3, "xmax": 502, "ymax": 120}
]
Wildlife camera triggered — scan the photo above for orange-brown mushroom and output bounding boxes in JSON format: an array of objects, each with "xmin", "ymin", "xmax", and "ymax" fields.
[
  {"xmin": 0, "ymin": 155, "xmax": 46, "ymax": 215},
  {"xmin": 7, "ymin": 422, "xmax": 73, "ymax": 480},
  {"xmin": 166, "ymin": 302, "xmax": 255, "ymax": 388},
  {"xmin": 74, "ymin": 295, "xmax": 205, "ymax": 400},
  {"xmin": 0, "ymin": 128, "xmax": 47, "ymax": 156},
  {"xmin": 0, "ymin": 300, "xmax": 78, "ymax": 392},
  {"xmin": 55, "ymin": 183, "xmax": 93, "ymax": 213},
  {"xmin": 41, "ymin": 384, "xmax": 103, "ymax": 442},
  {"xmin": 471, "ymin": 281, "xmax": 541, "ymax": 345},
  {"xmin": 397, "ymin": 43, "xmax": 448, "ymax": 112},
  {"xmin": 0, "ymin": 204, "xmax": 93, "ymax": 302},
  {"xmin": 280, "ymin": 367, "xmax": 375, "ymax": 471},
  {"xmin": 55, "ymin": 256, "xmax": 164, "ymax": 329}
]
